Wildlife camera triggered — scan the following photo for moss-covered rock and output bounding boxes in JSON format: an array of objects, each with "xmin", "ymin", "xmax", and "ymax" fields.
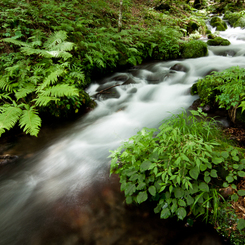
[
  {"xmin": 210, "ymin": 16, "xmax": 227, "ymax": 31},
  {"xmin": 224, "ymin": 11, "xmax": 242, "ymax": 27},
  {"xmin": 187, "ymin": 21, "xmax": 199, "ymax": 34},
  {"xmin": 207, "ymin": 33, "xmax": 217, "ymax": 39},
  {"xmin": 207, "ymin": 37, "xmax": 230, "ymax": 46},
  {"xmin": 181, "ymin": 40, "xmax": 208, "ymax": 59},
  {"xmin": 234, "ymin": 17, "xmax": 245, "ymax": 28}
]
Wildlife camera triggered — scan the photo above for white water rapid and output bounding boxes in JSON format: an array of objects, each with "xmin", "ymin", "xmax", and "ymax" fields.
[{"xmin": 1, "ymin": 24, "xmax": 245, "ymax": 245}]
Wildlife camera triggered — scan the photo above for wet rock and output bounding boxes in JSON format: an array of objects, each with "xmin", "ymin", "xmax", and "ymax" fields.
[
  {"xmin": 210, "ymin": 17, "xmax": 227, "ymax": 31},
  {"xmin": 122, "ymin": 77, "xmax": 138, "ymax": 85},
  {"xmin": 94, "ymin": 87, "xmax": 120, "ymax": 100},
  {"xmin": 181, "ymin": 40, "xmax": 208, "ymax": 59},
  {"xmin": 0, "ymin": 154, "xmax": 18, "ymax": 165},
  {"xmin": 170, "ymin": 63, "xmax": 189, "ymax": 72},
  {"xmin": 112, "ymin": 74, "xmax": 129, "ymax": 82},
  {"xmin": 127, "ymin": 88, "xmax": 137, "ymax": 94},
  {"xmin": 146, "ymin": 74, "xmax": 162, "ymax": 84},
  {"xmin": 207, "ymin": 37, "xmax": 230, "ymax": 46},
  {"xmin": 216, "ymin": 50, "xmax": 236, "ymax": 57},
  {"xmin": 202, "ymin": 105, "xmax": 211, "ymax": 112},
  {"xmin": 204, "ymin": 69, "xmax": 218, "ymax": 76}
]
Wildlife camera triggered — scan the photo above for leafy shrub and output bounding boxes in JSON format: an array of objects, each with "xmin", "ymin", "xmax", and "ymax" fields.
[
  {"xmin": 109, "ymin": 109, "xmax": 245, "ymax": 221},
  {"xmin": 181, "ymin": 40, "xmax": 208, "ymax": 58},
  {"xmin": 192, "ymin": 66, "xmax": 245, "ymax": 123},
  {"xmin": 207, "ymin": 37, "xmax": 230, "ymax": 46}
]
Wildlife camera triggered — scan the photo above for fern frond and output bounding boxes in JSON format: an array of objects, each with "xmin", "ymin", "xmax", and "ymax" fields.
[
  {"xmin": 38, "ymin": 68, "xmax": 65, "ymax": 91},
  {"xmin": 1, "ymin": 38, "xmax": 31, "ymax": 48},
  {"xmin": 0, "ymin": 76, "xmax": 13, "ymax": 92},
  {"xmin": 46, "ymin": 50, "xmax": 72, "ymax": 60},
  {"xmin": 19, "ymin": 106, "xmax": 41, "ymax": 136},
  {"xmin": 34, "ymin": 96, "xmax": 60, "ymax": 107},
  {"xmin": 20, "ymin": 47, "xmax": 53, "ymax": 58},
  {"xmin": 52, "ymin": 42, "xmax": 74, "ymax": 52},
  {"xmin": 43, "ymin": 31, "xmax": 68, "ymax": 49},
  {"xmin": 0, "ymin": 106, "xmax": 22, "ymax": 137},
  {"xmin": 15, "ymin": 85, "xmax": 36, "ymax": 101},
  {"xmin": 40, "ymin": 84, "xmax": 79, "ymax": 97}
]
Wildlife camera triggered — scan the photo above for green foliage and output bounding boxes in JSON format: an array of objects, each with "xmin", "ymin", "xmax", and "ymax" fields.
[
  {"xmin": 192, "ymin": 66, "xmax": 245, "ymax": 123},
  {"xmin": 109, "ymin": 109, "xmax": 245, "ymax": 222},
  {"xmin": 181, "ymin": 40, "xmax": 208, "ymax": 58},
  {"xmin": 207, "ymin": 37, "xmax": 230, "ymax": 46},
  {"xmin": 224, "ymin": 11, "xmax": 243, "ymax": 27},
  {"xmin": 0, "ymin": 30, "xmax": 88, "ymax": 136}
]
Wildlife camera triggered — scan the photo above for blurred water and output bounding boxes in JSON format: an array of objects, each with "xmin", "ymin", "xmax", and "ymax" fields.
[{"xmin": 1, "ymin": 24, "xmax": 245, "ymax": 244}]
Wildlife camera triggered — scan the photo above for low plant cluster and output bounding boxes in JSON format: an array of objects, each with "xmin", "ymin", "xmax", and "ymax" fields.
[
  {"xmin": 191, "ymin": 66, "xmax": 245, "ymax": 123},
  {"xmin": 109, "ymin": 109, "xmax": 245, "ymax": 232}
]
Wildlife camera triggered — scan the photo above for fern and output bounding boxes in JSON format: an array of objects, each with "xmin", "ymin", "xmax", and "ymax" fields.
[
  {"xmin": 34, "ymin": 96, "xmax": 59, "ymax": 107},
  {"xmin": 0, "ymin": 76, "xmax": 14, "ymax": 92},
  {"xmin": 38, "ymin": 67, "xmax": 65, "ymax": 90},
  {"xmin": 15, "ymin": 85, "xmax": 36, "ymax": 101},
  {"xmin": 0, "ymin": 105, "xmax": 22, "ymax": 136},
  {"xmin": 39, "ymin": 84, "xmax": 79, "ymax": 97},
  {"xmin": 19, "ymin": 106, "xmax": 41, "ymax": 137},
  {"xmin": 43, "ymin": 31, "xmax": 68, "ymax": 49}
]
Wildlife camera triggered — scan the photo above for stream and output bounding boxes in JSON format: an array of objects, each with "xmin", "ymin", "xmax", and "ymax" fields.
[{"xmin": 1, "ymin": 23, "xmax": 245, "ymax": 245}]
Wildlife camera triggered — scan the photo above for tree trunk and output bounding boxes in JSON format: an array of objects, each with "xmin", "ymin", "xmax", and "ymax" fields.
[
  {"xmin": 118, "ymin": 0, "xmax": 123, "ymax": 32},
  {"xmin": 228, "ymin": 104, "xmax": 238, "ymax": 124}
]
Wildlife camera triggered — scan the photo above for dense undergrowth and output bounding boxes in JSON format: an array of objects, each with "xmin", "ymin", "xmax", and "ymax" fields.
[
  {"xmin": 0, "ymin": 0, "xmax": 210, "ymax": 137},
  {"xmin": 109, "ymin": 109, "xmax": 245, "ymax": 245}
]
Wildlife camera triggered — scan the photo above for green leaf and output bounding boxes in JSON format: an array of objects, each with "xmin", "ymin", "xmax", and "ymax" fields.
[
  {"xmin": 177, "ymin": 207, "xmax": 187, "ymax": 220},
  {"xmin": 160, "ymin": 208, "xmax": 171, "ymax": 219},
  {"xmin": 186, "ymin": 195, "xmax": 194, "ymax": 205},
  {"xmin": 232, "ymin": 156, "xmax": 239, "ymax": 162},
  {"xmin": 238, "ymin": 171, "xmax": 245, "ymax": 177},
  {"xmin": 223, "ymin": 182, "xmax": 229, "ymax": 188},
  {"xmin": 148, "ymin": 186, "xmax": 156, "ymax": 196},
  {"xmin": 0, "ymin": 106, "xmax": 22, "ymax": 136},
  {"xmin": 238, "ymin": 190, "xmax": 245, "ymax": 196},
  {"xmin": 204, "ymin": 175, "xmax": 211, "ymax": 183},
  {"xmin": 199, "ymin": 182, "xmax": 209, "ymax": 192},
  {"xmin": 171, "ymin": 202, "xmax": 178, "ymax": 213},
  {"xmin": 200, "ymin": 163, "xmax": 207, "ymax": 171},
  {"xmin": 140, "ymin": 160, "xmax": 152, "ymax": 172},
  {"xmin": 221, "ymin": 151, "xmax": 229, "ymax": 158},
  {"xmin": 226, "ymin": 175, "xmax": 234, "ymax": 183},
  {"xmin": 137, "ymin": 182, "xmax": 146, "ymax": 190},
  {"xmin": 233, "ymin": 164, "xmax": 239, "ymax": 169},
  {"xmin": 212, "ymin": 157, "xmax": 223, "ymax": 164},
  {"xmin": 19, "ymin": 107, "xmax": 41, "ymax": 136},
  {"xmin": 178, "ymin": 199, "xmax": 186, "ymax": 207},
  {"xmin": 137, "ymin": 191, "xmax": 148, "ymax": 204},
  {"xmin": 125, "ymin": 183, "xmax": 136, "ymax": 196},
  {"xmin": 231, "ymin": 149, "xmax": 238, "ymax": 157},
  {"xmin": 210, "ymin": 169, "xmax": 218, "ymax": 178},
  {"xmin": 189, "ymin": 183, "xmax": 199, "ymax": 194},
  {"xmin": 237, "ymin": 219, "xmax": 245, "ymax": 230},
  {"xmin": 189, "ymin": 166, "xmax": 199, "ymax": 180},
  {"xmin": 174, "ymin": 187, "xmax": 184, "ymax": 198},
  {"xmin": 126, "ymin": 196, "xmax": 133, "ymax": 204},
  {"xmin": 231, "ymin": 193, "xmax": 239, "ymax": 202}
]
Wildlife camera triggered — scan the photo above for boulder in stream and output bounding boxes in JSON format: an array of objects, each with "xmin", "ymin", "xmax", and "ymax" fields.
[
  {"xmin": 181, "ymin": 40, "xmax": 208, "ymax": 59},
  {"xmin": 207, "ymin": 37, "xmax": 230, "ymax": 46}
]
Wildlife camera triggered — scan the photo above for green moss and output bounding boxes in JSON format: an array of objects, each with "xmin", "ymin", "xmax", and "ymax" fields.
[
  {"xmin": 181, "ymin": 40, "xmax": 208, "ymax": 59},
  {"xmin": 234, "ymin": 17, "xmax": 245, "ymax": 28},
  {"xmin": 210, "ymin": 16, "xmax": 227, "ymax": 31},
  {"xmin": 207, "ymin": 37, "xmax": 230, "ymax": 46},
  {"xmin": 187, "ymin": 21, "xmax": 199, "ymax": 34},
  {"xmin": 207, "ymin": 33, "xmax": 216, "ymax": 39},
  {"xmin": 224, "ymin": 11, "xmax": 242, "ymax": 27}
]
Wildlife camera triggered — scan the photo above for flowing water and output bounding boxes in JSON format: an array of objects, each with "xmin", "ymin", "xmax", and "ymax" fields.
[{"xmin": 1, "ymin": 24, "xmax": 245, "ymax": 245}]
